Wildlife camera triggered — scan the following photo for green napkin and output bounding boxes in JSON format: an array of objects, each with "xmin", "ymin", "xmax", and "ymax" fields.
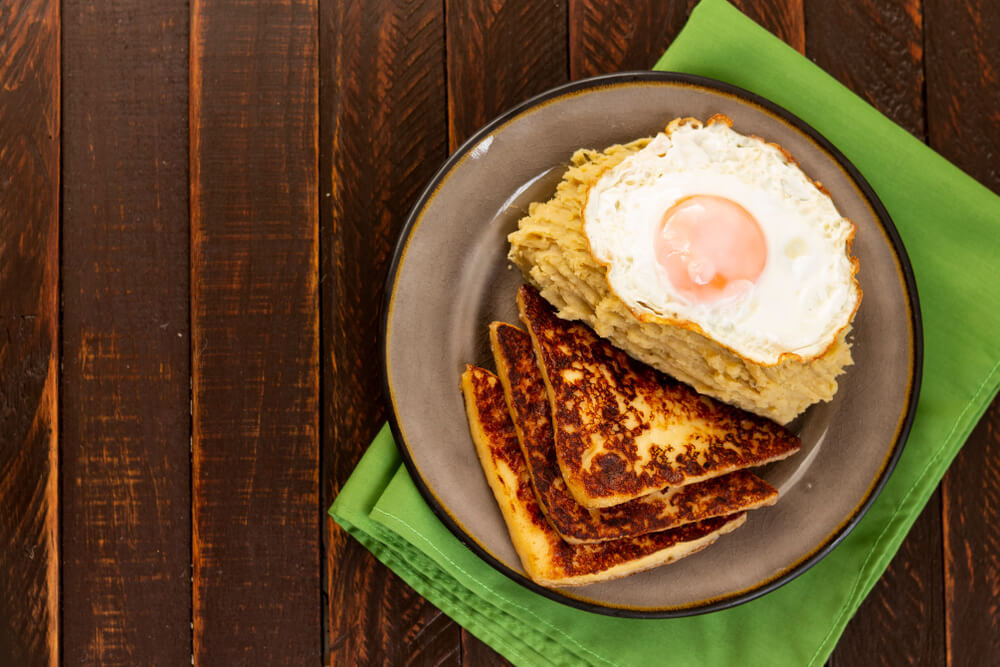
[{"xmin": 331, "ymin": 0, "xmax": 1000, "ymax": 664}]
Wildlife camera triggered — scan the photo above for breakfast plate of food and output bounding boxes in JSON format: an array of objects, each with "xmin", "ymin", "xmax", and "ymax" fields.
[{"xmin": 382, "ymin": 72, "xmax": 921, "ymax": 616}]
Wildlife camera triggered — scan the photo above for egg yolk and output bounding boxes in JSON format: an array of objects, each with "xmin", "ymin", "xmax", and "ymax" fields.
[{"xmin": 655, "ymin": 195, "xmax": 767, "ymax": 303}]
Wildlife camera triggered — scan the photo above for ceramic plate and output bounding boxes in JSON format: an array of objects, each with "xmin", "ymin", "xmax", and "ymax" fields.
[{"xmin": 382, "ymin": 72, "xmax": 921, "ymax": 617}]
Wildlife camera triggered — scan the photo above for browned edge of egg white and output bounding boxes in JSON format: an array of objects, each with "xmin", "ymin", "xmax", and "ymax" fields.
[{"xmin": 577, "ymin": 114, "xmax": 862, "ymax": 368}]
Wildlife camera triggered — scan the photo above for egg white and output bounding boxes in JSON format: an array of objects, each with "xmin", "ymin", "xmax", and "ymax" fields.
[{"xmin": 582, "ymin": 118, "xmax": 859, "ymax": 365}]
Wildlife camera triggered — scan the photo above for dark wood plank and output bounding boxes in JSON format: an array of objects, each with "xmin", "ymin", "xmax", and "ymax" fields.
[
  {"xmin": 0, "ymin": 1, "xmax": 59, "ymax": 665},
  {"xmin": 924, "ymin": 2, "xmax": 1000, "ymax": 664},
  {"xmin": 803, "ymin": 2, "xmax": 945, "ymax": 664},
  {"xmin": 329, "ymin": 547, "xmax": 459, "ymax": 666},
  {"xmin": 828, "ymin": 499, "xmax": 945, "ymax": 666},
  {"xmin": 445, "ymin": 1, "xmax": 572, "ymax": 661},
  {"xmin": 319, "ymin": 1, "xmax": 455, "ymax": 664},
  {"xmin": 567, "ymin": 0, "xmax": 804, "ymax": 78},
  {"xmin": 942, "ymin": 402, "xmax": 1000, "ymax": 666},
  {"xmin": 924, "ymin": 0, "xmax": 1000, "ymax": 193},
  {"xmin": 190, "ymin": 0, "xmax": 320, "ymax": 662},
  {"xmin": 731, "ymin": 0, "xmax": 805, "ymax": 53},
  {"xmin": 59, "ymin": 2, "xmax": 191, "ymax": 664},
  {"xmin": 568, "ymin": 0, "xmax": 804, "ymax": 78},
  {"xmin": 462, "ymin": 631, "xmax": 513, "ymax": 667},
  {"xmin": 568, "ymin": 0, "xmax": 694, "ymax": 80},
  {"xmin": 568, "ymin": 0, "xmax": 697, "ymax": 79},
  {"xmin": 806, "ymin": 0, "xmax": 925, "ymax": 139},
  {"xmin": 446, "ymin": 0, "xmax": 569, "ymax": 151}
]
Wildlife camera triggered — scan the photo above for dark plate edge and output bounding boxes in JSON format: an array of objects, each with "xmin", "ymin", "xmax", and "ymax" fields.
[{"xmin": 378, "ymin": 70, "xmax": 924, "ymax": 618}]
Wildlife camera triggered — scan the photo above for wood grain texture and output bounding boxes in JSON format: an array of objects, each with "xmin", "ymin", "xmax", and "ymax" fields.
[
  {"xmin": 829, "ymin": 500, "xmax": 945, "ymax": 666},
  {"xmin": 60, "ymin": 1, "xmax": 192, "ymax": 664},
  {"xmin": 320, "ymin": 0, "xmax": 454, "ymax": 664},
  {"xmin": 924, "ymin": 0, "xmax": 1000, "ymax": 193},
  {"xmin": 568, "ymin": 0, "xmax": 698, "ymax": 79},
  {"xmin": 806, "ymin": 0, "xmax": 924, "ymax": 138},
  {"xmin": 804, "ymin": 2, "xmax": 946, "ymax": 664},
  {"xmin": 444, "ymin": 0, "xmax": 572, "ymax": 661},
  {"xmin": 190, "ymin": 0, "xmax": 320, "ymax": 662},
  {"xmin": 942, "ymin": 404, "xmax": 1000, "ymax": 666},
  {"xmin": 0, "ymin": 1, "xmax": 59, "ymax": 665},
  {"xmin": 925, "ymin": 3, "xmax": 1000, "ymax": 664},
  {"xmin": 328, "ymin": 544, "xmax": 459, "ymax": 666},
  {"xmin": 731, "ymin": 0, "xmax": 805, "ymax": 53},
  {"xmin": 446, "ymin": 0, "xmax": 569, "ymax": 151},
  {"xmin": 462, "ymin": 630, "xmax": 513, "ymax": 667}
]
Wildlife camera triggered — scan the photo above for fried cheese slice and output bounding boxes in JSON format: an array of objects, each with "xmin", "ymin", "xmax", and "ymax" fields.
[
  {"xmin": 517, "ymin": 285, "xmax": 800, "ymax": 509},
  {"xmin": 461, "ymin": 364, "xmax": 745, "ymax": 587},
  {"xmin": 490, "ymin": 321, "xmax": 778, "ymax": 544}
]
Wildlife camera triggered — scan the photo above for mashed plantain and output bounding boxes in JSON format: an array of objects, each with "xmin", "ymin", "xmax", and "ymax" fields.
[{"xmin": 507, "ymin": 140, "xmax": 853, "ymax": 424}]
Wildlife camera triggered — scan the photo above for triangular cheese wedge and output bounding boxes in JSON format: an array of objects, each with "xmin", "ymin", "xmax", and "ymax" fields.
[
  {"xmin": 461, "ymin": 364, "xmax": 745, "ymax": 587},
  {"xmin": 517, "ymin": 285, "xmax": 800, "ymax": 509},
  {"xmin": 490, "ymin": 321, "xmax": 778, "ymax": 543}
]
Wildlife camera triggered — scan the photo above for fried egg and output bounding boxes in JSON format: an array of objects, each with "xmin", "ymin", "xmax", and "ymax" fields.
[{"xmin": 582, "ymin": 116, "xmax": 860, "ymax": 366}]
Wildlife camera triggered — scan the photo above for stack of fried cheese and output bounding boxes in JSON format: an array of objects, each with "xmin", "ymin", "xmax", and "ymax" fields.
[{"xmin": 459, "ymin": 285, "xmax": 801, "ymax": 587}]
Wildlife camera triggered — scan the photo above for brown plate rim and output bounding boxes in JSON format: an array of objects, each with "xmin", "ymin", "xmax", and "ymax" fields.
[{"xmin": 380, "ymin": 71, "xmax": 923, "ymax": 618}]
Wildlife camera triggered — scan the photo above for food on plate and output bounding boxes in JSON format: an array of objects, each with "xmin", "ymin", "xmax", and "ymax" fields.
[
  {"xmin": 490, "ymin": 320, "xmax": 778, "ymax": 544},
  {"xmin": 461, "ymin": 364, "xmax": 746, "ymax": 587},
  {"xmin": 518, "ymin": 284, "xmax": 800, "ymax": 509},
  {"xmin": 508, "ymin": 115, "xmax": 861, "ymax": 424}
]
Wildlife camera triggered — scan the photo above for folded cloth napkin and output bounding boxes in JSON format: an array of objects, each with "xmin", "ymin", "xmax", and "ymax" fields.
[{"xmin": 331, "ymin": 0, "xmax": 1000, "ymax": 664}]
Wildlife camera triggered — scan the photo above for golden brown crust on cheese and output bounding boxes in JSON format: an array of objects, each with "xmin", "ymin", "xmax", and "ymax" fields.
[
  {"xmin": 461, "ymin": 364, "xmax": 746, "ymax": 586},
  {"xmin": 490, "ymin": 321, "xmax": 778, "ymax": 544},
  {"xmin": 517, "ymin": 285, "xmax": 800, "ymax": 509}
]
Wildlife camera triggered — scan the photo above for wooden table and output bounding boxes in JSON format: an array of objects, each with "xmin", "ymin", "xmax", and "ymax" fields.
[{"xmin": 2, "ymin": 0, "xmax": 998, "ymax": 664}]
